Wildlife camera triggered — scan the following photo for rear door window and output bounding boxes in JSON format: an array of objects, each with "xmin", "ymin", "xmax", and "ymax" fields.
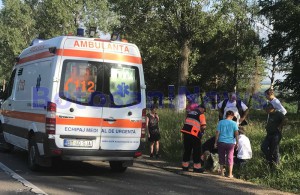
[{"xmin": 59, "ymin": 60, "xmax": 141, "ymax": 107}]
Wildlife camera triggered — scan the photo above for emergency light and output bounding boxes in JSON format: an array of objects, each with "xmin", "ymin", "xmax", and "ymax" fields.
[
  {"xmin": 111, "ymin": 31, "xmax": 121, "ymax": 41},
  {"xmin": 77, "ymin": 28, "xmax": 84, "ymax": 36},
  {"xmin": 30, "ymin": 38, "xmax": 44, "ymax": 46},
  {"xmin": 89, "ymin": 27, "xmax": 97, "ymax": 37}
]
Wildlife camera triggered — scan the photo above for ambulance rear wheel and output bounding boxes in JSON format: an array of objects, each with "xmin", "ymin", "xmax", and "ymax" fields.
[
  {"xmin": 28, "ymin": 138, "xmax": 41, "ymax": 171},
  {"xmin": 109, "ymin": 161, "xmax": 127, "ymax": 173}
]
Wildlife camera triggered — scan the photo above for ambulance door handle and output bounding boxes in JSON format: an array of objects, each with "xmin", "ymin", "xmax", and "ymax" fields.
[{"xmin": 104, "ymin": 118, "xmax": 117, "ymax": 122}]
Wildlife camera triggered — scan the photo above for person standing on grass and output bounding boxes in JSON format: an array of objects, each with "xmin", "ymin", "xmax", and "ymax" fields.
[
  {"xmin": 261, "ymin": 103, "xmax": 286, "ymax": 168},
  {"xmin": 218, "ymin": 92, "xmax": 249, "ymax": 126},
  {"xmin": 181, "ymin": 104, "xmax": 207, "ymax": 173},
  {"xmin": 146, "ymin": 104, "xmax": 161, "ymax": 158},
  {"xmin": 264, "ymin": 88, "xmax": 287, "ymax": 115},
  {"xmin": 214, "ymin": 110, "xmax": 239, "ymax": 178}
]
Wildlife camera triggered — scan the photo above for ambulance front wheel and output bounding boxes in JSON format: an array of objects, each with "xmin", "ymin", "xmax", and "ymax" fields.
[
  {"xmin": 109, "ymin": 161, "xmax": 127, "ymax": 173},
  {"xmin": 0, "ymin": 124, "xmax": 14, "ymax": 153},
  {"xmin": 28, "ymin": 138, "xmax": 41, "ymax": 171}
]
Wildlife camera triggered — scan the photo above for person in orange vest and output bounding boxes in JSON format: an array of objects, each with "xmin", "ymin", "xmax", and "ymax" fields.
[
  {"xmin": 186, "ymin": 95, "xmax": 199, "ymax": 114},
  {"xmin": 181, "ymin": 104, "xmax": 207, "ymax": 173}
]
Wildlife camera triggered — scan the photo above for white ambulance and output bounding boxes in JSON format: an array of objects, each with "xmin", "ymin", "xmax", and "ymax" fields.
[{"xmin": 0, "ymin": 35, "xmax": 147, "ymax": 172}]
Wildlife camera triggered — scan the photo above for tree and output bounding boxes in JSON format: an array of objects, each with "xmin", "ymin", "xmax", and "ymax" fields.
[
  {"xmin": 34, "ymin": 0, "xmax": 119, "ymax": 38},
  {"xmin": 0, "ymin": 0, "xmax": 119, "ymax": 81},
  {"xmin": 109, "ymin": 0, "xmax": 216, "ymax": 109},
  {"xmin": 109, "ymin": 0, "xmax": 264, "ymax": 109},
  {"xmin": 259, "ymin": 0, "xmax": 300, "ymax": 112},
  {"xmin": 205, "ymin": 0, "xmax": 263, "ymax": 92},
  {"xmin": 0, "ymin": 0, "xmax": 36, "ymax": 80}
]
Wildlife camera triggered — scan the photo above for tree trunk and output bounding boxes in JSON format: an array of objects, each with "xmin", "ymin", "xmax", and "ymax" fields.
[
  {"xmin": 233, "ymin": 59, "xmax": 238, "ymax": 92},
  {"xmin": 178, "ymin": 39, "xmax": 190, "ymax": 87},
  {"xmin": 248, "ymin": 56, "xmax": 261, "ymax": 109},
  {"xmin": 176, "ymin": 39, "xmax": 190, "ymax": 111},
  {"xmin": 270, "ymin": 55, "xmax": 276, "ymax": 89}
]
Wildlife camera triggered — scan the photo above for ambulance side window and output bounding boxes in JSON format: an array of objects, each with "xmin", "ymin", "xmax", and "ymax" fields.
[{"xmin": 5, "ymin": 69, "xmax": 17, "ymax": 99}]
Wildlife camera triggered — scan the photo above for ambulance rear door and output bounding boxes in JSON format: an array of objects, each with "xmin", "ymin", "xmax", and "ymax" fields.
[
  {"xmin": 56, "ymin": 37, "xmax": 106, "ymax": 150},
  {"xmin": 57, "ymin": 58, "xmax": 107, "ymax": 149},
  {"xmin": 100, "ymin": 43, "xmax": 143, "ymax": 151}
]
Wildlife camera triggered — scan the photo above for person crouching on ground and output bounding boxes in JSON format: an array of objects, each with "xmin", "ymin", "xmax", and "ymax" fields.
[
  {"xmin": 146, "ymin": 104, "xmax": 161, "ymax": 158},
  {"xmin": 181, "ymin": 104, "xmax": 206, "ymax": 173},
  {"xmin": 235, "ymin": 127, "xmax": 252, "ymax": 167},
  {"xmin": 214, "ymin": 110, "xmax": 239, "ymax": 178}
]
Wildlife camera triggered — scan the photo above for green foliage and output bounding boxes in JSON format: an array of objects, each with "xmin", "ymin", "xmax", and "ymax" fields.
[
  {"xmin": 0, "ymin": 0, "xmax": 36, "ymax": 80},
  {"xmin": 1, "ymin": 0, "xmax": 265, "ymax": 96},
  {"xmin": 34, "ymin": 0, "xmax": 119, "ymax": 38},
  {"xmin": 83, "ymin": 0, "xmax": 120, "ymax": 33},
  {"xmin": 0, "ymin": 0, "xmax": 119, "ymax": 80},
  {"xmin": 109, "ymin": 0, "xmax": 264, "ymax": 94},
  {"xmin": 35, "ymin": 0, "xmax": 78, "ymax": 37},
  {"xmin": 157, "ymin": 109, "xmax": 185, "ymax": 162},
  {"xmin": 158, "ymin": 107, "xmax": 300, "ymax": 193},
  {"xmin": 109, "ymin": 0, "xmax": 214, "ymax": 90},
  {"xmin": 259, "ymin": 0, "xmax": 300, "ymax": 107}
]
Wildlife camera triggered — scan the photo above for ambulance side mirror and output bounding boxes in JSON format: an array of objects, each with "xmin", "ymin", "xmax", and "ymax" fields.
[
  {"xmin": 0, "ymin": 90, "xmax": 7, "ymax": 104},
  {"xmin": 0, "ymin": 90, "xmax": 3, "ymax": 99}
]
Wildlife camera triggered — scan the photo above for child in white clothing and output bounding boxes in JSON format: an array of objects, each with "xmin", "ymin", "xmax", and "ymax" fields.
[{"xmin": 235, "ymin": 127, "xmax": 252, "ymax": 166}]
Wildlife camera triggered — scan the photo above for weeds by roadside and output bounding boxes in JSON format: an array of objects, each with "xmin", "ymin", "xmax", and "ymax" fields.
[{"xmin": 152, "ymin": 107, "xmax": 300, "ymax": 194}]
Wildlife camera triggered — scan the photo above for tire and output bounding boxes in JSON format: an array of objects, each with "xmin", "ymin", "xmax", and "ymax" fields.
[
  {"xmin": 28, "ymin": 138, "xmax": 41, "ymax": 171},
  {"xmin": 109, "ymin": 161, "xmax": 127, "ymax": 173},
  {"xmin": 0, "ymin": 126, "xmax": 14, "ymax": 153}
]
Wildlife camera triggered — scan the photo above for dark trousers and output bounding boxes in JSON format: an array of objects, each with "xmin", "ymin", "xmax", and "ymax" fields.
[
  {"xmin": 183, "ymin": 133, "xmax": 201, "ymax": 164},
  {"xmin": 261, "ymin": 132, "xmax": 282, "ymax": 166}
]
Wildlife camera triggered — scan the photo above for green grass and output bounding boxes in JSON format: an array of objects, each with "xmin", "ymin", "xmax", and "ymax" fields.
[{"xmin": 153, "ymin": 106, "xmax": 300, "ymax": 194}]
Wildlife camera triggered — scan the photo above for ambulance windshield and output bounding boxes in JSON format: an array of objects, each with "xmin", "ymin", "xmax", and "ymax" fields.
[{"xmin": 59, "ymin": 60, "xmax": 141, "ymax": 107}]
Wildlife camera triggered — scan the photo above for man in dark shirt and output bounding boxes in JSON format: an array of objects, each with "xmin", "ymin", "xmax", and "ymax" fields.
[
  {"xmin": 202, "ymin": 136, "xmax": 218, "ymax": 154},
  {"xmin": 261, "ymin": 103, "xmax": 286, "ymax": 168}
]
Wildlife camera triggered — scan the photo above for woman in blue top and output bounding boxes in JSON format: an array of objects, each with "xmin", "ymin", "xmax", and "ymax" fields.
[{"xmin": 214, "ymin": 110, "xmax": 239, "ymax": 178}]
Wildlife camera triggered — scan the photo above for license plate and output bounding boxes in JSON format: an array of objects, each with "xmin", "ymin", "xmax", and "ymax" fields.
[{"xmin": 64, "ymin": 139, "xmax": 93, "ymax": 148}]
